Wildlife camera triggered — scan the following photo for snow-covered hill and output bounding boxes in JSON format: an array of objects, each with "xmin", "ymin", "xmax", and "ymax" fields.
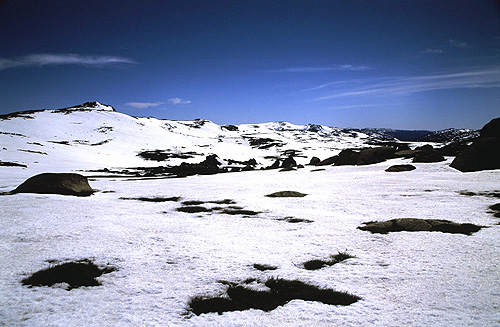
[{"xmin": 0, "ymin": 102, "xmax": 385, "ymax": 175}]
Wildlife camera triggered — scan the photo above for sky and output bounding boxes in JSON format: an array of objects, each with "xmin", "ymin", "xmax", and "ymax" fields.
[{"xmin": 0, "ymin": 0, "xmax": 499, "ymax": 130}]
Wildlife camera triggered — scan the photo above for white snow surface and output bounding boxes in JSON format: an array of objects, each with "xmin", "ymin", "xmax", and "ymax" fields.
[{"xmin": 1, "ymin": 108, "xmax": 500, "ymax": 326}]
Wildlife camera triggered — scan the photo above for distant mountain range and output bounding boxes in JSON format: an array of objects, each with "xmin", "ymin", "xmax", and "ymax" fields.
[{"xmin": 356, "ymin": 128, "xmax": 478, "ymax": 143}]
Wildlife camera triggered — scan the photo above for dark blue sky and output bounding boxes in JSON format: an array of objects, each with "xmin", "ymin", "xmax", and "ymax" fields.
[{"xmin": 1, "ymin": 0, "xmax": 499, "ymax": 129}]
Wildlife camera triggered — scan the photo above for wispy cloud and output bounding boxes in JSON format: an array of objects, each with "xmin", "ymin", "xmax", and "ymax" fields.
[
  {"xmin": 421, "ymin": 48, "xmax": 444, "ymax": 54},
  {"xmin": 449, "ymin": 39, "xmax": 470, "ymax": 48},
  {"xmin": 168, "ymin": 97, "xmax": 192, "ymax": 105},
  {"xmin": 311, "ymin": 66, "xmax": 500, "ymax": 101},
  {"xmin": 126, "ymin": 102, "xmax": 165, "ymax": 109},
  {"xmin": 271, "ymin": 65, "xmax": 370, "ymax": 73},
  {"xmin": 0, "ymin": 53, "xmax": 137, "ymax": 71}
]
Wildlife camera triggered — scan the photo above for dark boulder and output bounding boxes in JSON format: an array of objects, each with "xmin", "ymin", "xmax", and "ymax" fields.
[
  {"xmin": 308, "ymin": 157, "xmax": 321, "ymax": 166},
  {"xmin": 267, "ymin": 159, "xmax": 281, "ymax": 170},
  {"xmin": 281, "ymin": 156, "xmax": 297, "ymax": 168},
  {"xmin": 12, "ymin": 173, "xmax": 94, "ymax": 196},
  {"xmin": 480, "ymin": 117, "xmax": 500, "ymax": 138},
  {"xmin": 412, "ymin": 149, "xmax": 445, "ymax": 163},
  {"xmin": 316, "ymin": 156, "xmax": 338, "ymax": 166},
  {"xmin": 334, "ymin": 149, "xmax": 360, "ymax": 166},
  {"xmin": 385, "ymin": 164, "xmax": 416, "ymax": 172},
  {"xmin": 450, "ymin": 137, "xmax": 500, "ymax": 172},
  {"xmin": 357, "ymin": 147, "xmax": 396, "ymax": 165}
]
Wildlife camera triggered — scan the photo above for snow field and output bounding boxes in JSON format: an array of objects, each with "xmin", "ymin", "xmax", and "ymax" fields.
[{"xmin": 1, "ymin": 159, "xmax": 500, "ymax": 326}]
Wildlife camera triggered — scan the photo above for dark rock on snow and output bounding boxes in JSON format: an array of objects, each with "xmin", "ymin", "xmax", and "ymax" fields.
[
  {"xmin": 385, "ymin": 164, "xmax": 416, "ymax": 172},
  {"xmin": 12, "ymin": 173, "xmax": 94, "ymax": 196},
  {"xmin": 308, "ymin": 156, "xmax": 321, "ymax": 166},
  {"xmin": 265, "ymin": 191, "xmax": 307, "ymax": 198},
  {"xmin": 450, "ymin": 117, "xmax": 500, "ymax": 172}
]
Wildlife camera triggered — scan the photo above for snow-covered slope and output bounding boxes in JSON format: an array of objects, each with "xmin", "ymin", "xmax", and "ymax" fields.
[{"xmin": 1, "ymin": 102, "xmax": 378, "ymax": 175}]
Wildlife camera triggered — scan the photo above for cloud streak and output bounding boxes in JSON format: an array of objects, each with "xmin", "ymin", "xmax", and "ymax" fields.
[
  {"xmin": 126, "ymin": 102, "xmax": 165, "ymax": 109},
  {"xmin": 311, "ymin": 66, "xmax": 500, "ymax": 101},
  {"xmin": 449, "ymin": 39, "xmax": 470, "ymax": 48},
  {"xmin": 0, "ymin": 53, "xmax": 137, "ymax": 70},
  {"xmin": 168, "ymin": 97, "xmax": 192, "ymax": 105},
  {"xmin": 271, "ymin": 65, "xmax": 370, "ymax": 73}
]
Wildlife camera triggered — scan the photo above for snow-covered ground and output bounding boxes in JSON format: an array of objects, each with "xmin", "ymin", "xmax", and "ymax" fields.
[
  {"xmin": 1, "ymin": 104, "xmax": 499, "ymax": 326},
  {"xmin": 1, "ymin": 159, "xmax": 499, "ymax": 326}
]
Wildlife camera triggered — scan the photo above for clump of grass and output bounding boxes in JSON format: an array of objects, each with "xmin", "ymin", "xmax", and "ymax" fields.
[
  {"xmin": 303, "ymin": 251, "xmax": 355, "ymax": 270},
  {"xmin": 187, "ymin": 277, "xmax": 360, "ymax": 315},
  {"xmin": 21, "ymin": 259, "xmax": 116, "ymax": 290},
  {"xmin": 253, "ymin": 264, "xmax": 278, "ymax": 271}
]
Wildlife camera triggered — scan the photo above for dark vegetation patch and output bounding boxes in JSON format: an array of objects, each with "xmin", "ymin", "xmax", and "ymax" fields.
[
  {"xmin": 265, "ymin": 191, "xmax": 307, "ymax": 198},
  {"xmin": 21, "ymin": 259, "xmax": 115, "ymax": 290},
  {"xmin": 0, "ymin": 161, "xmax": 27, "ymax": 168},
  {"xmin": 253, "ymin": 264, "xmax": 278, "ymax": 271},
  {"xmin": 385, "ymin": 164, "xmax": 416, "ymax": 172},
  {"xmin": 459, "ymin": 190, "xmax": 500, "ymax": 198},
  {"xmin": 220, "ymin": 209, "xmax": 260, "ymax": 216},
  {"xmin": 277, "ymin": 217, "xmax": 313, "ymax": 223},
  {"xmin": 176, "ymin": 206, "xmax": 213, "ymax": 213},
  {"xmin": 303, "ymin": 251, "xmax": 355, "ymax": 270},
  {"xmin": 209, "ymin": 199, "xmax": 237, "ymax": 205},
  {"xmin": 120, "ymin": 196, "xmax": 181, "ymax": 202},
  {"xmin": 0, "ymin": 131, "xmax": 26, "ymax": 137},
  {"xmin": 48, "ymin": 140, "xmax": 70, "ymax": 145},
  {"xmin": 182, "ymin": 200, "xmax": 206, "ymax": 205},
  {"xmin": 0, "ymin": 109, "xmax": 43, "ymax": 120},
  {"xmin": 91, "ymin": 140, "xmax": 111, "ymax": 146},
  {"xmin": 187, "ymin": 277, "xmax": 360, "ymax": 315},
  {"xmin": 488, "ymin": 203, "xmax": 500, "ymax": 218},
  {"xmin": 489, "ymin": 203, "xmax": 500, "ymax": 211},
  {"xmin": 358, "ymin": 218, "xmax": 484, "ymax": 235},
  {"xmin": 137, "ymin": 150, "xmax": 200, "ymax": 161},
  {"xmin": 244, "ymin": 137, "xmax": 285, "ymax": 149},
  {"xmin": 17, "ymin": 149, "xmax": 48, "ymax": 155}
]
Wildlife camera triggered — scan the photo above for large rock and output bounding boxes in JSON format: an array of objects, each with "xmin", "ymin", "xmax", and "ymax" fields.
[
  {"xmin": 334, "ymin": 149, "xmax": 360, "ymax": 166},
  {"xmin": 450, "ymin": 137, "xmax": 500, "ymax": 172},
  {"xmin": 356, "ymin": 147, "xmax": 396, "ymax": 165},
  {"xmin": 12, "ymin": 173, "xmax": 95, "ymax": 196},
  {"xmin": 450, "ymin": 117, "xmax": 500, "ymax": 172},
  {"xmin": 480, "ymin": 117, "xmax": 500, "ymax": 138},
  {"xmin": 412, "ymin": 149, "xmax": 445, "ymax": 163}
]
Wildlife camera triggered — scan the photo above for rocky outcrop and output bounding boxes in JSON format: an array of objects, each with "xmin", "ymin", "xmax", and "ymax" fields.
[
  {"xmin": 12, "ymin": 173, "xmax": 95, "ymax": 196},
  {"xmin": 450, "ymin": 117, "xmax": 500, "ymax": 172}
]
